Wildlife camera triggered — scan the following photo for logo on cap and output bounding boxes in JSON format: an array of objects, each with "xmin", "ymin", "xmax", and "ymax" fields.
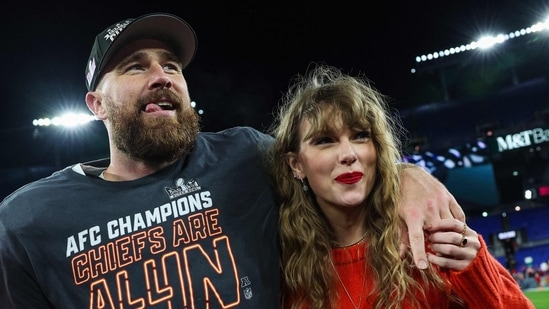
[
  {"xmin": 86, "ymin": 58, "xmax": 97, "ymax": 88},
  {"xmin": 85, "ymin": 13, "xmax": 197, "ymax": 91},
  {"xmin": 86, "ymin": 19, "xmax": 134, "ymax": 90},
  {"xmin": 103, "ymin": 20, "xmax": 132, "ymax": 42}
]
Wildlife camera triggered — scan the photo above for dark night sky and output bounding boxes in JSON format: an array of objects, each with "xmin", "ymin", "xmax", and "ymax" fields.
[{"xmin": 0, "ymin": 0, "xmax": 547, "ymax": 172}]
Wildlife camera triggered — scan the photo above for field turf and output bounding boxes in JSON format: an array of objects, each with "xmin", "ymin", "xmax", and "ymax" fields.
[{"xmin": 524, "ymin": 288, "xmax": 549, "ymax": 308}]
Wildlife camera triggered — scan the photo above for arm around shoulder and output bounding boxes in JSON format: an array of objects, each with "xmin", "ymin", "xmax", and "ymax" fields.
[
  {"xmin": 397, "ymin": 163, "xmax": 465, "ymax": 222},
  {"xmin": 397, "ymin": 162, "xmax": 466, "ymax": 269}
]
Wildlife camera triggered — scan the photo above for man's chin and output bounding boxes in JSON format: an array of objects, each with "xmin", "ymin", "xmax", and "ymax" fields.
[
  {"xmin": 140, "ymin": 116, "xmax": 180, "ymax": 129},
  {"xmin": 130, "ymin": 146, "xmax": 186, "ymax": 164},
  {"xmin": 141, "ymin": 110, "xmax": 178, "ymax": 118}
]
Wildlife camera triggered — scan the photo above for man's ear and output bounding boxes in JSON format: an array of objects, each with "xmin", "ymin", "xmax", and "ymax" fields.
[
  {"xmin": 286, "ymin": 152, "xmax": 305, "ymax": 179},
  {"xmin": 85, "ymin": 92, "xmax": 107, "ymax": 120}
]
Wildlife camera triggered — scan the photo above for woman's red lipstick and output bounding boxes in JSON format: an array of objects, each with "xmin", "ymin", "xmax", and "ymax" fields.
[{"xmin": 335, "ymin": 172, "xmax": 363, "ymax": 184}]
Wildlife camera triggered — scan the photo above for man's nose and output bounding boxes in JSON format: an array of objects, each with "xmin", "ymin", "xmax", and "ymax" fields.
[{"xmin": 148, "ymin": 64, "xmax": 172, "ymax": 89}]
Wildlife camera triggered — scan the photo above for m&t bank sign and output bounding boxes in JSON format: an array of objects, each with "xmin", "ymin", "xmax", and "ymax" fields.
[{"xmin": 490, "ymin": 126, "xmax": 549, "ymax": 153}]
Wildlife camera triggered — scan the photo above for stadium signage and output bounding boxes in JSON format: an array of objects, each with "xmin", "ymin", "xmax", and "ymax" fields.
[{"xmin": 491, "ymin": 126, "xmax": 549, "ymax": 153}]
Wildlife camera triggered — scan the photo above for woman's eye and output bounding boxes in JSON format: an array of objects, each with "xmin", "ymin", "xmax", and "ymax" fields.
[
  {"xmin": 313, "ymin": 137, "xmax": 333, "ymax": 145},
  {"xmin": 355, "ymin": 130, "xmax": 371, "ymax": 140}
]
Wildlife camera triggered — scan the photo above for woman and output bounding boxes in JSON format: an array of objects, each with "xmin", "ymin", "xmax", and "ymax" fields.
[{"xmin": 269, "ymin": 64, "xmax": 534, "ymax": 309}]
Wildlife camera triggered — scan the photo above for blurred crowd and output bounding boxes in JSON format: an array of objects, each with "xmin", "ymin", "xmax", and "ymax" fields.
[{"xmin": 512, "ymin": 260, "xmax": 549, "ymax": 290}]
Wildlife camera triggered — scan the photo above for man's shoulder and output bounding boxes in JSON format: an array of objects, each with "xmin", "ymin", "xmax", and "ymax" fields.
[
  {"xmin": 1, "ymin": 165, "xmax": 76, "ymax": 206},
  {"xmin": 195, "ymin": 127, "xmax": 274, "ymax": 167},
  {"xmin": 198, "ymin": 126, "xmax": 274, "ymax": 144}
]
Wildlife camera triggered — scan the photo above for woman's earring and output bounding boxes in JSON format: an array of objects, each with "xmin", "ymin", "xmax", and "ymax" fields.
[{"xmin": 300, "ymin": 178, "xmax": 309, "ymax": 192}]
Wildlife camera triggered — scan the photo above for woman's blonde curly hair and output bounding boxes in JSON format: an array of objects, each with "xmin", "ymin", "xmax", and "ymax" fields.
[{"xmin": 268, "ymin": 64, "xmax": 464, "ymax": 309}]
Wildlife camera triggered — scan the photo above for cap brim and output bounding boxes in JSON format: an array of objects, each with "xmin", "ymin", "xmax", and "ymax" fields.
[{"xmin": 99, "ymin": 13, "xmax": 197, "ymax": 76}]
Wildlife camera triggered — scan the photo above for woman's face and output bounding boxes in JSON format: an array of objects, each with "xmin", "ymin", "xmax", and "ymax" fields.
[{"xmin": 289, "ymin": 117, "xmax": 377, "ymax": 211}]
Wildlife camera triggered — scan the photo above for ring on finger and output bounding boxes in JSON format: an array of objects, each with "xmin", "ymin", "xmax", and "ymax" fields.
[
  {"xmin": 459, "ymin": 234, "xmax": 467, "ymax": 247},
  {"xmin": 461, "ymin": 223, "xmax": 467, "ymax": 235},
  {"xmin": 459, "ymin": 222, "xmax": 468, "ymax": 246}
]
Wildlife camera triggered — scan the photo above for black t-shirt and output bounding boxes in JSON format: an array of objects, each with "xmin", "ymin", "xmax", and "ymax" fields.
[{"xmin": 0, "ymin": 127, "xmax": 280, "ymax": 308}]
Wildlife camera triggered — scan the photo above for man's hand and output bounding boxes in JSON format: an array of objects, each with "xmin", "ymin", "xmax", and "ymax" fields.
[{"xmin": 398, "ymin": 164, "xmax": 465, "ymax": 269}]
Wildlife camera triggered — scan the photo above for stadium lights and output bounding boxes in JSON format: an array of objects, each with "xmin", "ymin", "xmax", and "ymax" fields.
[
  {"xmin": 32, "ymin": 113, "xmax": 97, "ymax": 128},
  {"xmin": 190, "ymin": 100, "xmax": 204, "ymax": 115},
  {"xmin": 414, "ymin": 15, "xmax": 549, "ymax": 65},
  {"xmin": 32, "ymin": 100, "xmax": 204, "ymax": 128},
  {"xmin": 524, "ymin": 185, "xmax": 549, "ymax": 200}
]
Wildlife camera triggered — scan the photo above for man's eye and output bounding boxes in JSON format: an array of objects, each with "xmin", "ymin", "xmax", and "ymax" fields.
[
  {"xmin": 126, "ymin": 64, "xmax": 144, "ymax": 71},
  {"xmin": 163, "ymin": 63, "xmax": 182, "ymax": 72}
]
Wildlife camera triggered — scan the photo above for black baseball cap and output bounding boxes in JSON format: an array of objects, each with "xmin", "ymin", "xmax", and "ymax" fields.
[{"xmin": 85, "ymin": 12, "xmax": 197, "ymax": 91}]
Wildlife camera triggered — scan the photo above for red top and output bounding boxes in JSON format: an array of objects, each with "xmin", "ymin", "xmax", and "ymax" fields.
[{"xmin": 294, "ymin": 235, "xmax": 535, "ymax": 309}]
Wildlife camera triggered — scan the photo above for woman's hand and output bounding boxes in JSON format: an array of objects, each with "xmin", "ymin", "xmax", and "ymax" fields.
[{"xmin": 424, "ymin": 218, "xmax": 481, "ymax": 271}]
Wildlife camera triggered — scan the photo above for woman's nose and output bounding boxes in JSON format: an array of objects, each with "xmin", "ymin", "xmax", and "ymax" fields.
[{"xmin": 339, "ymin": 142, "xmax": 358, "ymax": 165}]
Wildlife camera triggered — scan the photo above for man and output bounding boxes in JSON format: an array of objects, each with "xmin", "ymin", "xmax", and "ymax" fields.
[{"xmin": 0, "ymin": 12, "xmax": 464, "ymax": 308}]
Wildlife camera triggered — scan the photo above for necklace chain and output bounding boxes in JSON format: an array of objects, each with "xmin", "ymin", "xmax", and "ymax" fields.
[
  {"xmin": 333, "ymin": 232, "xmax": 368, "ymax": 248},
  {"xmin": 330, "ymin": 259, "xmax": 366, "ymax": 309}
]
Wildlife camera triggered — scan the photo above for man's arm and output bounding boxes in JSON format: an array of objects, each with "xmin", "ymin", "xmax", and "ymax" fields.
[{"xmin": 398, "ymin": 163, "xmax": 465, "ymax": 269}]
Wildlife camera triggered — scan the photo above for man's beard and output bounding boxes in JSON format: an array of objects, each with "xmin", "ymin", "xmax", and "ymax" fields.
[{"xmin": 106, "ymin": 89, "xmax": 200, "ymax": 164}]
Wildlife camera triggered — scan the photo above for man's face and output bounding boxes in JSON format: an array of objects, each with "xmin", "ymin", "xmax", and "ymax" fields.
[{"xmin": 96, "ymin": 39, "xmax": 200, "ymax": 163}]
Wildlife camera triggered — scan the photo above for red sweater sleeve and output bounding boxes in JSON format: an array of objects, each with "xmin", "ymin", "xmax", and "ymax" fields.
[{"xmin": 445, "ymin": 235, "xmax": 535, "ymax": 309}]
